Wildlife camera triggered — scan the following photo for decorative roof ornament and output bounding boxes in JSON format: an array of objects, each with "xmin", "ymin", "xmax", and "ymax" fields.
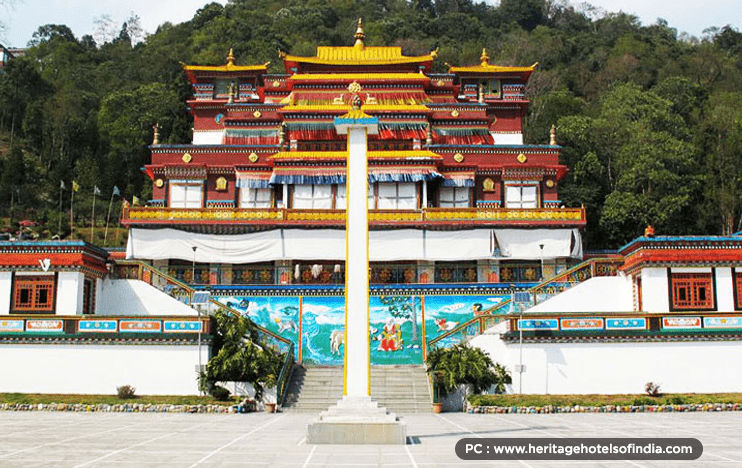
[
  {"xmin": 152, "ymin": 123, "xmax": 160, "ymax": 145},
  {"xmin": 480, "ymin": 48, "xmax": 490, "ymax": 66},
  {"xmin": 354, "ymin": 18, "xmax": 365, "ymax": 49},
  {"xmin": 550, "ymin": 124, "xmax": 557, "ymax": 145},
  {"xmin": 227, "ymin": 48, "xmax": 235, "ymax": 66}
]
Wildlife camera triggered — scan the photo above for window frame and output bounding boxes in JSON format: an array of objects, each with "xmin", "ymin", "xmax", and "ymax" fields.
[
  {"xmin": 239, "ymin": 187, "xmax": 273, "ymax": 209},
  {"xmin": 169, "ymin": 181, "xmax": 204, "ymax": 209},
  {"xmin": 292, "ymin": 184, "xmax": 334, "ymax": 210},
  {"xmin": 376, "ymin": 182, "xmax": 418, "ymax": 210},
  {"xmin": 11, "ymin": 274, "xmax": 56, "ymax": 314},
  {"xmin": 438, "ymin": 186, "xmax": 471, "ymax": 208},
  {"xmin": 668, "ymin": 270, "xmax": 716, "ymax": 311},
  {"xmin": 503, "ymin": 181, "xmax": 539, "ymax": 209}
]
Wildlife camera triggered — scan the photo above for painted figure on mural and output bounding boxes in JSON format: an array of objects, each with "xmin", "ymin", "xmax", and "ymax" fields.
[{"xmin": 378, "ymin": 318, "xmax": 403, "ymax": 351}]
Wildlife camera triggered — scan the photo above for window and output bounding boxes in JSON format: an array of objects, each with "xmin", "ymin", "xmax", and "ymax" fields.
[
  {"xmin": 439, "ymin": 187, "xmax": 470, "ymax": 208},
  {"xmin": 169, "ymin": 182, "xmax": 203, "ymax": 208},
  {"xmin": 736, "ymin": 271, "xmax": 742, "ymax": 310},
  {"xmin": 377, "ymin": 183, "xmax": 416, "ymax": 210},
  {"xmin": 505, "ymin": 183, "xmax": 538, "ymax": 209},
  {"xmin": 370, "ymin": 262, "xmax": 417, "ymax": 284},
  {"xmin": 479, "ymin": 79, "xmax": 501, "ymax": 98},
  {"xmin": 82, "ymin": 278, "xmax": 95, "ymax": 314},
  {"xmin": 12, "ymin": 275, "xmax": 55, "ymax": 313},
  {"xmin": 293, "ymin": 185, "xmax": 333, "ymax": 209},
  {"xmin": 671, "ymin": 273, "xmax": 715, "ymax": 310},
  {"xmin": 214, "ymin": 79, "xmax": 236, "ymax": 99},
  {"xmin": 240, "ymin": 188, "xmax": 272, "ymax": 208},
  {"xmin": 499, "ymin": 261, "xmax": 541, "ymax": 282},
  {"xmin": 435, "ymin": 261, "xmax": 477, "ymax": 283}
]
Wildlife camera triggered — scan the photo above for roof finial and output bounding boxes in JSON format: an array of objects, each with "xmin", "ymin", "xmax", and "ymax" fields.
[
  {"xmin": 227, "ymin": 48, "xmax": 235, "ymax": 66},
  {"xmin": 550, "ymin": 124, "xmax": 557, "ymax": 145},
  {"xmin": 354, "ymin": 18, "xmax": 365, "ymax": 49},
  {"xmin": 480, "ymin": 48, "xmax": 490, "ymax": 66}
]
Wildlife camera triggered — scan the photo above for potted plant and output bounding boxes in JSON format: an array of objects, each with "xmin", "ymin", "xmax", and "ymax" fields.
[
  {"xmin": 262, "ymin": 373, "xmax": 277, "ymax": 413},
  {"xmin": 425, "ymin": 344, "xmax": 511, "ymax": 412}
]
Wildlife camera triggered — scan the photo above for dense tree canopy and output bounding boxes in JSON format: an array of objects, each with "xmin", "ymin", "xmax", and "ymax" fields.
[{"xmin": 0, "ymin": 0, "xmax": 741, "ymax": 248}]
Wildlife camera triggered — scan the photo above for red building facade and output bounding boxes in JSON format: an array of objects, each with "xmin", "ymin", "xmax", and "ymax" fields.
[{"xmin": 123, "ymin": 22, "xmax": 585, "ymax": 286}]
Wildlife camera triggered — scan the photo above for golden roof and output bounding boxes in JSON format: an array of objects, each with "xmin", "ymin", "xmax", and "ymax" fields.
[
  {"xmin": 281, "ymin": 45, "xmax": 436, "ymax": 66},
  {"xmin": 183, "ymin": 49, "xmax": 269, "ymax": 74},
  {"xmin": 448, "ymin": 49, "xmax": 538, "ymax": 74}
]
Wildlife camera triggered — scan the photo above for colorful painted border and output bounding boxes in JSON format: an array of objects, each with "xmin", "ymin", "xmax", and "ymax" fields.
[
  {"xmin": 662, "ymin": 316, "xmax": 702, "ymax": 329},
  {"xmin": 703, "ymin": 316, "xmax": 742, "ymax": 329},
  {"xmin": 605, "ymin": 318, "xmax": 647, "ymax": 330},
  {"xmin": 119, "ymin": 320, "xmax": 162, "ymax": 333},
  {"xmin": 163, "ymin": 321, "xmax": 202, "ymax": 333},
  {"xmin": 0, "ymin": 319, "xmax": 25, "ymax": 333},
  {"xmin": 560, "ymin": 317, "xmax": 604, "ymax": 330},
  {"xmin": 25, "ymin": 319, "xmax": 64, "ymax": 333},
  {"xmin": 79, "ymin": 320, "xmax": 118, "ymax": 333},
  {"xmin": 518, "ymin": 318, "xmax": 559, "ymax": 330}
]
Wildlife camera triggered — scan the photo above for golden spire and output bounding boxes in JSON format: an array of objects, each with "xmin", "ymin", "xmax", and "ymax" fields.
[
  {"xmin": 227, "ymin": 48, "xmax": 235, "ymax": 66},
  {"xmin": 354, "ymin": 18, "xmax": 365, "ymax": 49},
  {"xmin": 480, "ymin": 48, "xmax": 490, "ymax": 66}
]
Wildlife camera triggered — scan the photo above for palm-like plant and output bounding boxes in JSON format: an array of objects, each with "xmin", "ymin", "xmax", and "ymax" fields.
[
  {"xmin": 426, "ymin": 344, "xmax": 511, "ymax": 400},
  {"xmin": 204, "ymin": 310, "xmax": 283, "ymax": 400}
]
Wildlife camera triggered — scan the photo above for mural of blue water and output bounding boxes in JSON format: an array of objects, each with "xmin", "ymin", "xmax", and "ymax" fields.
[{"xmin": 215, "ymin": 290, "xmax": 514, "ymax": 365}]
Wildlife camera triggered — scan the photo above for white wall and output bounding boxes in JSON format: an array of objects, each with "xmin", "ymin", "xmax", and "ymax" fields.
[
  {"xmin": 0, "ymin": 272, "xmax": 11, "ymax": 315},
  {"xmin": 641, "ymin": 267, "xmax": 669, "ymax": 312},
  {"xmin": 192, "ymin": 130, "xmax": 224, "ymax": 145},
  {"xmin": 473, "ymin": 333, "xmax": 742, "ymax": 394},
  {"xmin": 0, "ymin": 344, "xmax": 208, "ymax": 395},
  {"xmin": 56, "ymin": 272, "xmax": 83, "ymax": 315},
  {"xmin": 492, "ymin": 133, "xmax": 523, "ymax": 145},
  {"xmin": 98, "ymin": 279, "xmax": 197, "ymax": 316},
  {"xmin": 715, "ymin": 267, "xmax": 735, "ymax": 312},
  {"xmin": 528, "ymin": 276, "xmax": 633, "ymax": 313}
]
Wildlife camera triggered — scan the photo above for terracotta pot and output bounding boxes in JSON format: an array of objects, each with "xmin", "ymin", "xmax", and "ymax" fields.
[
  {"xmin": 432, "ymin": 402, "xmax": 443, "ymax": 414},
  {"xmin": 265, "ymin": 402, "xmax": 277, "ymax": 413}
]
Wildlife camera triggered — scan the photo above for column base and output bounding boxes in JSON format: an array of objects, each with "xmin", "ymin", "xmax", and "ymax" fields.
[{"xmin": 306, "ymin": 396, "xmax": 407, "ymax": 444}]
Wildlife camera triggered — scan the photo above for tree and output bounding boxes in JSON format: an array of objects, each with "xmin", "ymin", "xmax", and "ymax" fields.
[
  {"xmin": 204, "ymin": 310, "xmax": 283, "ymax": 400},
  {"xmin": 697, "ymin": 92, "xmax": 742, "ymax": 235},
  {"xmin": 378, "ymin": 295, "xmax": 420, "ymax": 342}
]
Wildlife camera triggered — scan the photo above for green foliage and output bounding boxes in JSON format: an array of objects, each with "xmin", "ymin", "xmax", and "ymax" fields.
[
  {"xmin": 116, "ymin": 385, "xmax": 136, "ymax": 399},
  {"xmin": 0, "ymin": 2, "xmax": 741, "ymax": 247},
  {"xmin": 426, "ymin": 344, "xmax": 511, "ymax": 398},
  {"xmin": 204, "ymin": 310, "xmax": 283, "ymax": 400}
]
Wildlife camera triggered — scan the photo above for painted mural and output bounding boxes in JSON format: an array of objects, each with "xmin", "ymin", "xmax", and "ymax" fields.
[
  {"xmin": 423, "ymin": 295, "xmax": 510, "ymax": 349},
  {"xmin": 369, "ymin": 296, "xmax": 423, "ymax": 365},
  {"xmin": 301, "ymin": 296, "xmax": 345, "ymax": 365},
  {"xmin": 219, "ymin": 295, "xmax": 301, "ymax": 350},
  {"xmin": 215, "ymin": 290, "xmax": 513, "ymax": 366}
]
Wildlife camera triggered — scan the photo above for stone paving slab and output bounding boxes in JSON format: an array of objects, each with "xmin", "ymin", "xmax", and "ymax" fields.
[{"xmin": 0, "ymin": 411, "xmax": 739, "ymax": 467}]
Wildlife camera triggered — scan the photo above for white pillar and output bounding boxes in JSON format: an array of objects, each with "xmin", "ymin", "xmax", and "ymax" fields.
[{"xmin": 344, "ymin": 126, "xmax": 370, "ymax": 397}]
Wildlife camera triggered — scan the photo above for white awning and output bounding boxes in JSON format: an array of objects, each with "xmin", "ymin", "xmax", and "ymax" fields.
[
  {"xmin": 127, "ymin": 227, "xmax": 582, "ymax": 263},
  {"xmin": 494, "ymin": 228, "xmax": 582, "ymax": 259}
]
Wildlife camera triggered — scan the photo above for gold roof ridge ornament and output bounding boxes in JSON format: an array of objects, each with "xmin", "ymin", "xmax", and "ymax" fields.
[
  {"xmin": 227, "ymin": 48, "xmax": 235, "ymax": 66},
  {"xmin": 480, "ymin": 48, "xmax": 490, "ymax": 66},
  {"xmin": 354, "ymin": 18, "xmax": 365, "ymax": 49}
]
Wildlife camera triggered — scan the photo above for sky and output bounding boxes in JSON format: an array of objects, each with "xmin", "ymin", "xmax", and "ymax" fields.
[{"xmin": 1, "ymin": 0, "xmax": 740, "ymax": 48}]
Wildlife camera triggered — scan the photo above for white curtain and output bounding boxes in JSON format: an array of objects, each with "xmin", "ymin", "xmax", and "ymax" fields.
[{"xmin": 127, "ymin": 228, "xmax": 582, "ymax": 263}]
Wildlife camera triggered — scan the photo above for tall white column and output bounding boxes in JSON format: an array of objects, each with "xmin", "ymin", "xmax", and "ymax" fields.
[{"xmin": 344, "ymin": 126, "xmax": 371, "ymax": 397}]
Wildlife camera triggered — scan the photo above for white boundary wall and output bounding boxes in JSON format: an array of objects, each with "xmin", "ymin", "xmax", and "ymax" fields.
[
  {"xmin": 0, "ymin": 344, "xmax": 208, "ymax": 395},
  {"xmin": 472, "ymin": 333, "xmax": 742, "ymax": 394}
]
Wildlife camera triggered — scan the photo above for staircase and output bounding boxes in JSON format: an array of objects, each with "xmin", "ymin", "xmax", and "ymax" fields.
[{"xmin": 283, "ymin": 365, "xmax": 432, "ymax": 413}]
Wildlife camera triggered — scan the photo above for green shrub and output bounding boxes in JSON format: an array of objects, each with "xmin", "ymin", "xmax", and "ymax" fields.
[
  {"xmin": 210, "ymin": 386, "xmax": 231, "ymax": 401},
  {"xmin": 632, "ymin": 397, "xmax": 655, "ymax": 406},
  {"xmin": 666, "ymin": 395, "xmax": 686, "ymax": 405},
  {"xmin": 116, "ymin": 385, "xmax": 136, "ymax": 399}
]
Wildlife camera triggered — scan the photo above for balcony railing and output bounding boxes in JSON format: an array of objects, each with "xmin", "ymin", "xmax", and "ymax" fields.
[{"xmin": 123, "ymin": 206, "xmax": 586, "ymax": 228}]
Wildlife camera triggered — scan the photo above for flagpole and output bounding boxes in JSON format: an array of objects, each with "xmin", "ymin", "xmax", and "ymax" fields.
[
  {"xmin": 70, "ymin": 188, "xmax": 74, "ymax": 239},
  {"xmin": 104, "ymin": 187, "xmax": 118, "ymax": 247},
  {"xmin": 91, "ymin": 189, "xmax": 96, "ymax": 243},
  {"xmin": 58, "ymin": 182, "xmax": 63, "ymax": 236}
]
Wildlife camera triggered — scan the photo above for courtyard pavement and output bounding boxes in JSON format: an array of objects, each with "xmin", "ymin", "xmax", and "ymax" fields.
[{"xmin": 0, "ymin": 410, "xmax": 740, "ymax": 467}]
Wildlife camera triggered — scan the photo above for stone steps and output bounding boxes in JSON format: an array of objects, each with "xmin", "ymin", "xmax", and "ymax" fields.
[{"xmin": 283, "ymin": 365, "xmax": 432, "ymax": 413}]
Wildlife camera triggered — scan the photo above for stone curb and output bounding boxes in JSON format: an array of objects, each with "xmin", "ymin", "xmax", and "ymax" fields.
[
  {"xmin": 468, "ymin": 403, "xmax": 742, "ymax": 414},
  {"xmin": 0, "ymin": 403, "xmax": 238, "ymax": 413}
]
